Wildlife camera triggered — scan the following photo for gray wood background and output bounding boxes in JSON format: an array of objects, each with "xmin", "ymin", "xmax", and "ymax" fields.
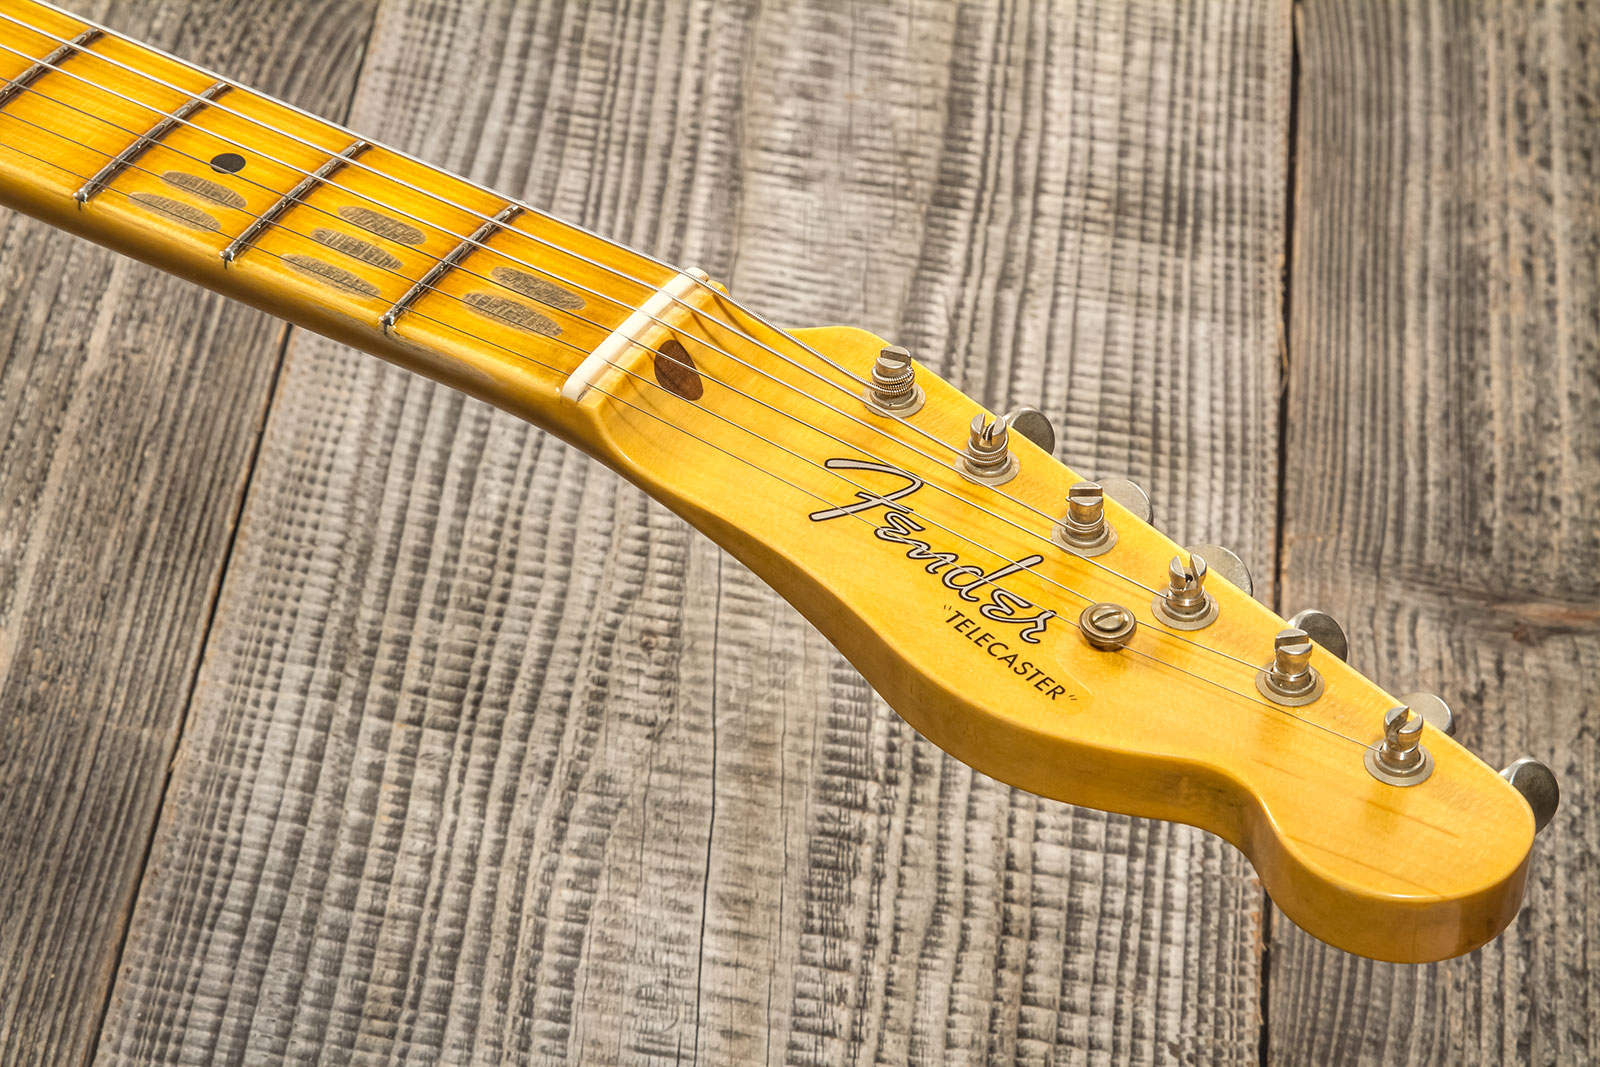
[{"xmin": 0, "ymin": 1, "xmax": 1591, "ymax": 1064}]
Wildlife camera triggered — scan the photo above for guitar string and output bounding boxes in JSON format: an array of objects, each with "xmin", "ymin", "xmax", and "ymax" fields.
[
  {"xmin": 0, "ymin": 22, "xmax": 1322, "ymax": 688},
  {"xmin": 0, "ymin": 128, "xmax": 1380, "ymax": 754},
  {"xmin": 0, "ymin": 99, "xmax": 1293, "ymax": 685},
  {"xmin": 0, "ymin": 17, "xmax": 1178, "ymax": 566},
  {"xmin": 0, "ymin": 13, "xmax": 882, "ymax": 393},
  {"xmin": 0, "ymin": 74, "xmax": 1161, "ymax": 592},
  {"xmin": 0, "ymin": 40, "xmax": 1185, "ymax": 603},
  {"xmin": 15, "ymin": 0, "xmax": 880, "ymax": 393}
]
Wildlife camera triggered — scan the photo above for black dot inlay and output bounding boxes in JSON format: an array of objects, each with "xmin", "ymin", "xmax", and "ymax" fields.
[{"xmin": 209, "ymin": 152, "xmax": 246, "ymax": 174}]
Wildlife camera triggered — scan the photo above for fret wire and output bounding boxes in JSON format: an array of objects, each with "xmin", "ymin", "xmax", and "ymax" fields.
[
  {"xmin": 221, "ymin": 137, "xmax": 369, "ymax": 263},
  {"xmin": 381, "ymin": 204, "xmax": 522, "ymax": 332},
  {"xmin": 75, "ymin": 79, "xmax": 230, "ymax": 204},
  {"xmin": 0, "ymin": 24, "xmax": 99, "ymax": 109},
  {"xmin": 0, "ymin": 81, "xmax": 1289, "ymax": 681},
  {"xmin": 0, "ymin": 33, "xmax": 1175, "ymax": 605},
  {"xmin": 0, "ymin": 123, "xmax": 1346, "ymax": 730},
  {"xmin": 0, "ymin": 7, "xmax": 890, "ymax": 404}
]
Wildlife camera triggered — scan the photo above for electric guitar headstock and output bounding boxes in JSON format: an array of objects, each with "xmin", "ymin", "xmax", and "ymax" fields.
[
  {"xmin": 567, "ymin": 301, "xmax": 1560, "ymax": 965},
  {"xmin": 0, "ymin": 1, "xmax": 1555, "ymax": 962}
]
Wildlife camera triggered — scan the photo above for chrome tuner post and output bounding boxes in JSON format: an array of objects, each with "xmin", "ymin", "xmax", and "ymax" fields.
[
  {"xmin": 1500, "ymin": 757, "xmax": 1560, "ymax": 832},
  {"xmin": 960, "ymin": 413, "xmax": 1019, "ymax": 485},
  {"xmin": 1365, "ymin": 706, "xmax": 1434, "ymax": 786},
  {"xmin": 1255, "ymin": 627, "xmax": 1324, "ymax": 705},
  {"xmin": 1079, "ymin": 602, "xmax": 1137, "ymax": 651},
  {"xmin": 1152, "ymin": 553, "xmax": 1218, "ymax": 629},
  {"xmin": 864, "ymin": 345, "xmax": 925, "ymax": 415},
  {"xmin": 1053, "ymin": 482, "xmax": 1116, "ymax": 556}
]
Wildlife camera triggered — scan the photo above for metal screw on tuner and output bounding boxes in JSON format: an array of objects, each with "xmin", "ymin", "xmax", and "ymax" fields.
[
  {"xmin": 1053, "ymin": 482, "xmax": 1116, "ymax": 556},
  {"xmin": 960, "ymin": 414, "xmax": 1019, "ymax": 485},
  {"xmin": 864, "ymin": 345, "xmax": 924, "ymax": 415},
  {"xmin": 1287, "ymin": 608, "xmax": 1349, "ymax": 662},
  {"xmin": 1365, "ymin": 706, "xmax": 1434, "ymax": 786},
  {"xmin": 1184, "ymin": 543, "xmax": 1253, "ymax": 597},
  {"xmin": 1256, "ymin": 627, "xmax": 1324, "ymax": 705},
  {"xmin": 1500, "ymin": 757, "xmax": 1560, "ymax": 833},
  {"xmin": 1079, "ymin": 602, "xmax": 1137, "ymax": 651},
  {"xmin": 1152, "ymin": 554, "xmax": 1218, "ymax": 629}
]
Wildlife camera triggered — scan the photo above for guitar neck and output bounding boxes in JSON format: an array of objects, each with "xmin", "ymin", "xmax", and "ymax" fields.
[{"xmin": 0, "ymin": 0, "xmax": 699, "ymax": 451}]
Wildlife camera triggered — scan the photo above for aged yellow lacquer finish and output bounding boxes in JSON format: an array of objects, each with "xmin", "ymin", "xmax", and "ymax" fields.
[{"xmin": 0, "ymin": 0, "xmax": 1541, "ymax": 962}]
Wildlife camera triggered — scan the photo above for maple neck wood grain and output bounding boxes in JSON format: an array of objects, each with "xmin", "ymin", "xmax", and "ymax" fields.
[{"xmin": 0, "ymin": 0, "xmax": 684, "ymax": 451}]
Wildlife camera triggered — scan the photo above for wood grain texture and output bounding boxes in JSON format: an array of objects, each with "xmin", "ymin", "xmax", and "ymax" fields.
[
  {"xmin": 0, "ymin": 0, "xmax": 376, "ymax": 1062},
  {"xmin": 0, "ymin": 2, "xmax": 377, "ymax": 1065},
  {"xmin": 1272, "ymin": 1, "xmax": 1599, "ymax": 1063},
  {"xmin": 83, "ymin": 0, "xmax": 1290, "ymax": 1063}
]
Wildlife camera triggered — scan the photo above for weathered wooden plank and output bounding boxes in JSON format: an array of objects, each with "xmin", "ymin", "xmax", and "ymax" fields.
[
  {"xmin": 1272, "ymin": 1, "xmax": 1599, "ymax": 1063},
  {"xmin": 98, "ymin": 1, "xmax": 1290, "ymax": 1063},
  {"xmin": 0, "ymin": 2, "xmax": 378, "ymax": 1065}
]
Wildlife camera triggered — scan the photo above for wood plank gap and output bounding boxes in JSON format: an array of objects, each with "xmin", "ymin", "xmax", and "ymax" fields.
[
  {"xmin": 82, "ymin": 20, "xmax": 383, "ymax": 1062},
  {"xmin": 1263, "ymin": 7, "xmax": 1305, "ymax": 1066}
]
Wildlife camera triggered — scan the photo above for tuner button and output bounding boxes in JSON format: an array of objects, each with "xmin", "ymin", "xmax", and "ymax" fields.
[
  {"xmin": 1185, "ymin": 543, "xmax": 1253, "ymax": 597},
  {"xmin": 864, "ymin": 345, "xmax": 925, "ymax": 415},
  {"xmin": 1256, "ymin": 627, "xmax": 1324, "ymax": 705},
  {"xmin": 959, "ymin": 413, "xmax": 1019, "ymax": 486},
  {"xmin": 1287, "ymin": 609, "xmax": 1349, "ymax": 662},
  {"xmin": 1053, "ymin": 482, "xmax": 1116, "ymax": 556},
  {"xmin": 1006, "ymin": 406, "xmax": 1056, "ymax": 454},
  {"xmin": 1398, "ymin": 691, "xmax": 1455, "ymax": 737},
  {"xmin": 1097, "ymin": 477, "xmax": 1152, "ymax": 523},
  {"xmin": 1500, "ymin": 757, "xmax": 1559, "ymax": 833}
]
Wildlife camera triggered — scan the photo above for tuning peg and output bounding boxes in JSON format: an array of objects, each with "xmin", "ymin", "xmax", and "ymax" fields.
[
  {"xmin": 1255, "ymin": 627, "xmax": 1324, "ymax": 706},
  {"xmin": 1097, "ymin": 477, "xmax": 1152, "ymax": 523},
  {"xmin": 1152, "ymin": 554, "xmax": 1218, "ymax": 629},
  {"xmin": 1053, "ymin": 482, "xmax": 1116, "ymax": 556},
  {"xmin": 1398, "ymin": 691, "xmax": 1454, "ymax": 737},
  {"xmin": 864, "ymin": 345, "xmax": 925, "ymax": 414},
  {"xmin": 959, "ymin": 414, "xmax": 1019, "ymax": 485},
  {"xmin": 1006, "ymin": 406, "xmax": 1055, "ymax": 454},
  {"xmin": 1500, "ymin": 757, "xmax": 1560, "ymax": 833},
  {"xmin": 1287, "ymin": 609, "xmax": 1349, "ymax": 662},
  {"xmin": 1185, "ymin": 543, "xmax": 1253, "ymax": 597},
  {"xmin": 1364, "ymin": 706, "xmax": 1434, "ymax": 786}
]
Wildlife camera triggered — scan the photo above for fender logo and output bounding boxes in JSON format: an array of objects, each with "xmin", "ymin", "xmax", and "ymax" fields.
[{"xmin": 808, "ymin": 458, "xmax": 1057, "ymax": 643}]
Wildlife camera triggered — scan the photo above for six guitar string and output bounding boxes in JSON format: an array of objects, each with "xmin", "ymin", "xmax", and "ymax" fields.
[{"xmin": 0, "ymin": 6, "xmax": 1390, "ymax": 754}]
